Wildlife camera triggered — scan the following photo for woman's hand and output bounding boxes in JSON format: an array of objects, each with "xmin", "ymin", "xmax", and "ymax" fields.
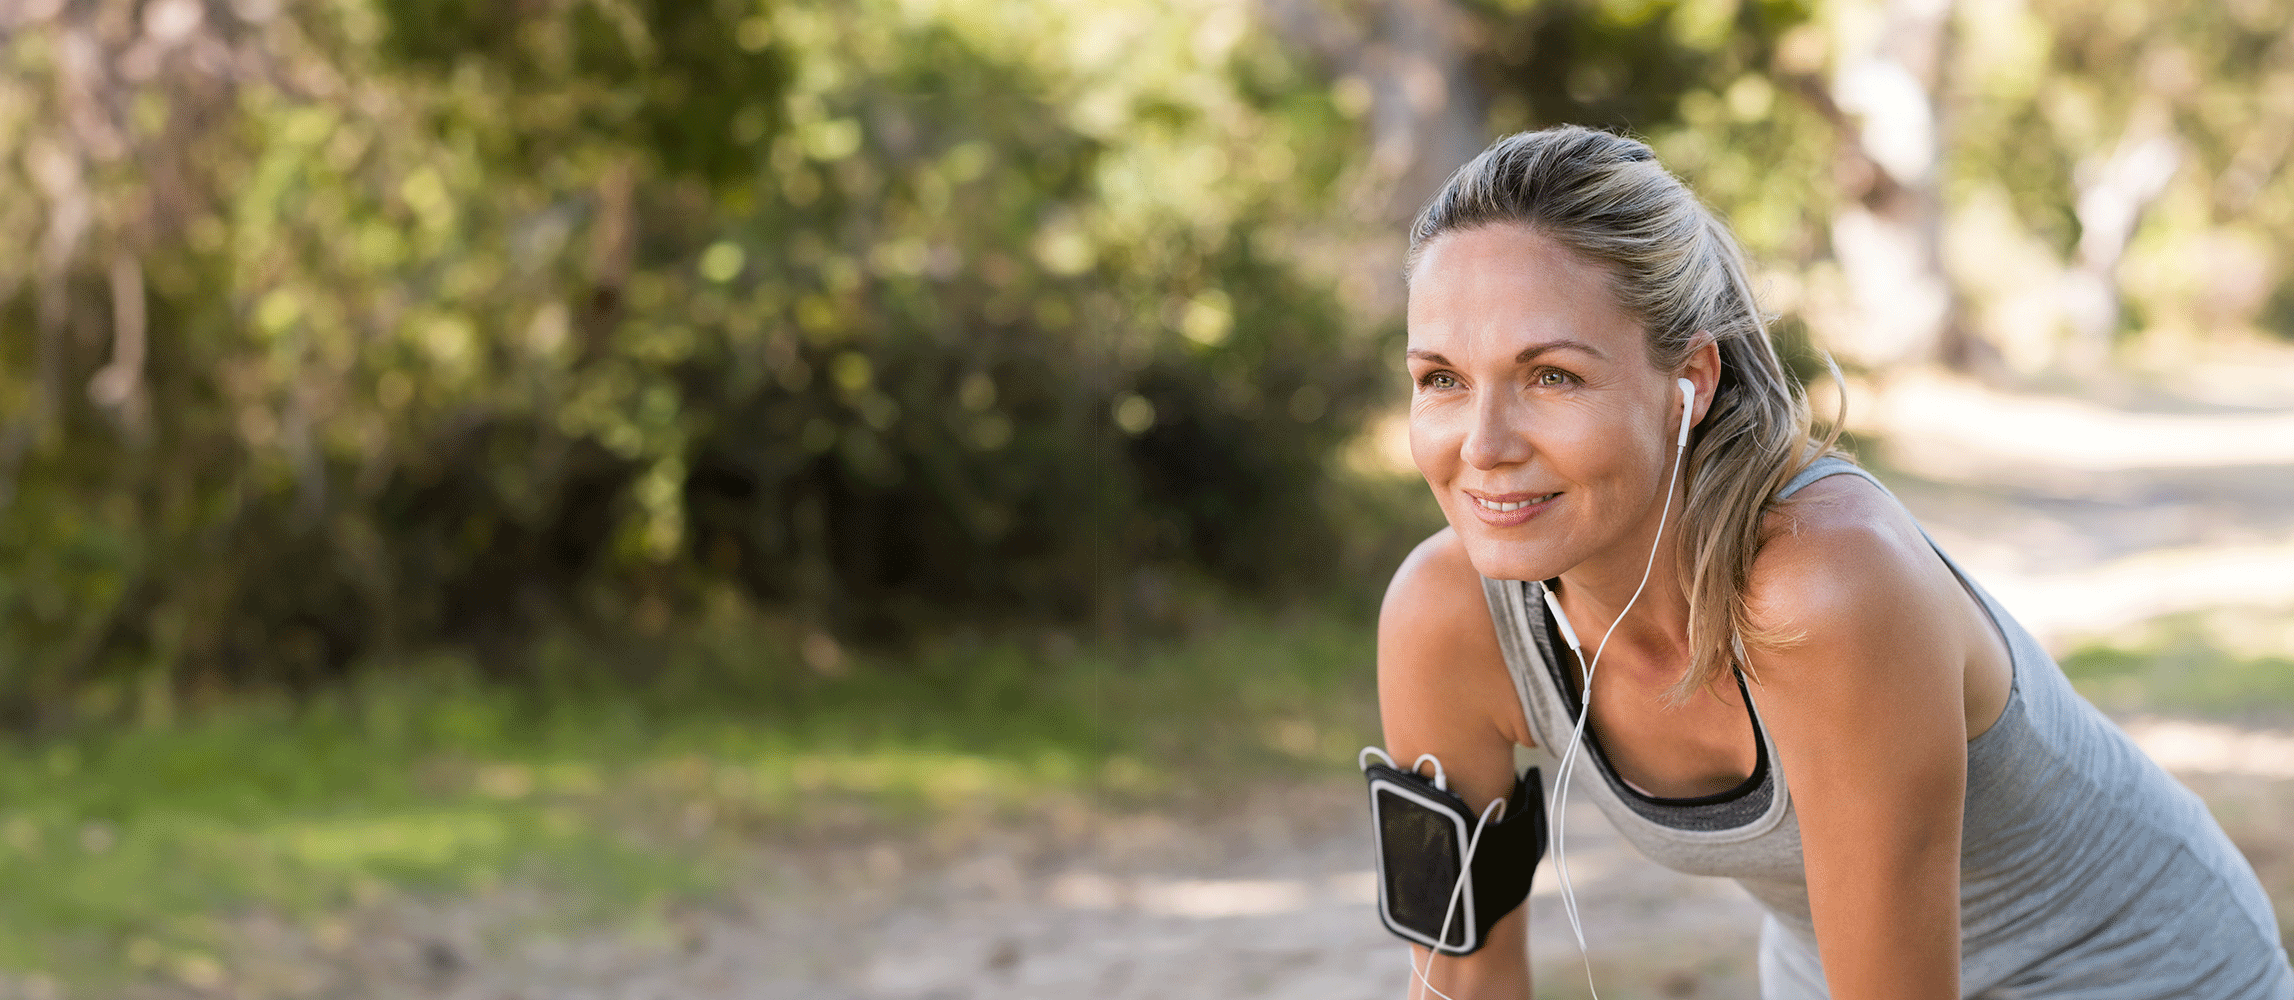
[
  {"xmin": 1746, "ymin": 475, "xmax": 1979, "ymax": 1000},
  {"xmin": 1377, "ymin": 527, "xmax": 1538, "ymax": 1000}
]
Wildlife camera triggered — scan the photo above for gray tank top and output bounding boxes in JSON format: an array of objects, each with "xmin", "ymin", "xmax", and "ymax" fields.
[{"xmin": 1480, "ymin": 456, "xmax": 2292, "ymax": 999}]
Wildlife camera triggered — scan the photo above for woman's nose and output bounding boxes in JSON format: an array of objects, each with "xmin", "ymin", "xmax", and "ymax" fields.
[{"xmin": 1460, "ymin": 392, "xmax": 1532, "ymax": 470}]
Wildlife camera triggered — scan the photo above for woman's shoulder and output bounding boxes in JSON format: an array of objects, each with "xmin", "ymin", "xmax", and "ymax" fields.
[
  {"xmin": 1380, "ymin": 526, "xmax": 1496, "ymax": 641},
  {"xmin": 1743, "ymin": 467, "xmax": 1952, "ymax": 639}
]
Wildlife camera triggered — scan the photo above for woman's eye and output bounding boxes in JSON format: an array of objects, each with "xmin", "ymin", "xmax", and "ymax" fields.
[
  {"xmin": 1535, "ymin": 370, "xmax": 1572, "ymax": 387},
  {"xmin": 1421, "ymin": 372, "xmax": 1457, "ymax": 390}
]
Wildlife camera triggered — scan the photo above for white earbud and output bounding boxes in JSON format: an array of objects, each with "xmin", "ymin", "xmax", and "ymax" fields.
[{"xmin": 1675, "ymin": 377, "xmax": 1696, "ymax": 449}]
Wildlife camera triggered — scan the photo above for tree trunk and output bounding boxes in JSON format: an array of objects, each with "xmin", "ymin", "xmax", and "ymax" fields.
[
  {"xmin": 1259, "ymin": 0, "xmax": 1487, "ymax": 221},
  {"xmin": 1822, "ymin": 0, "xmax": 1970, "ymax": 374},
  {"xmin": 2061, "ymin": 118, "xmax": 2178, "ymax": 372}
]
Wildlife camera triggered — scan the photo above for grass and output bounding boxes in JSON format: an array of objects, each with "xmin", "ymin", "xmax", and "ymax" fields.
[
  {"xmin": 0, "ymin": 599, "xmax": 1385, "ymax": 988},
  {"xmin": 2059, "ymin": 614, "xmax": 2294, "ymax": 726},
  {"xmin": 0, "ymin": 665, "xmax": 712, "ymax": 985}
]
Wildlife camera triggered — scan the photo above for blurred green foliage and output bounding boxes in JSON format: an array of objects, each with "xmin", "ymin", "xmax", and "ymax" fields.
[
  {"xmin": 0, "ymin": 0, "xmax": 1391, "ymax": 714},
  {"xmin": 1947, "ymin": 0, "xmax": 2294, "ymax": 360},
  {"xmin": 2, "ymin": 0, "xmax": 2289, "ymax": 720}
]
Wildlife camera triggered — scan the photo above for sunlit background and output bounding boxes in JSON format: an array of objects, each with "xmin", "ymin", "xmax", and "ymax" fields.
[{"xmin": 0, "ymin": 0, "xmax": 2288, "ymax": 993}]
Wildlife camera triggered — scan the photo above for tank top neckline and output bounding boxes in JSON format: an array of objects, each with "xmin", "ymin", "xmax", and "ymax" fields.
[{"xmin": 1533, "ymin": 580, "xmax": 1773, "ymax": 808}]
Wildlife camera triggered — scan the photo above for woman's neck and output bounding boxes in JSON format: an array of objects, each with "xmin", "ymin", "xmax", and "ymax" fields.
[{"xmin": 1551, "ymin": 507, "xmax": 1695, "ymax": 680}]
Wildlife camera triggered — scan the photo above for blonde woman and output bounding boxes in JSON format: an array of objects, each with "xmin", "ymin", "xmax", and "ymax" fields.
[{"xmin": 1376, "ymin": 126, "xmax": 2291, "ymax": 999}]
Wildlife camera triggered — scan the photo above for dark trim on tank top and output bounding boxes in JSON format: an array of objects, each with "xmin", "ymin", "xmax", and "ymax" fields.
[{"xmin": 1528, "ymin": 580, "xmax": 1777, "ymax": 832}]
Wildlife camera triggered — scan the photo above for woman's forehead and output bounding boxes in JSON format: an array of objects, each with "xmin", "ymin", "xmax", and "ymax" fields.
[{"xmin": 1406, "ymin": 225, "xmax": 1643, "ymax": 361}]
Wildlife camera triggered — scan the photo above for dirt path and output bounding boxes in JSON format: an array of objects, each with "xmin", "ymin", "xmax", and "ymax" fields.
[
  {"xmin": 1854, "ymin": 372, "xmax": 2294, "ymax": 650},
  {"xmin": 204, "ymin": 781, "xmax": 1776, "ymax": 1000},
  {"xmin": 201, "ymin": 751, "xmax": 2292, "ymax": 1000}
]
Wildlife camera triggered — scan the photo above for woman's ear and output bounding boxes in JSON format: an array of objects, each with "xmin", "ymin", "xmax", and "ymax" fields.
[{"xmin": 1681, "ymin": 334, "xmax": 1721, "ymax": 431}]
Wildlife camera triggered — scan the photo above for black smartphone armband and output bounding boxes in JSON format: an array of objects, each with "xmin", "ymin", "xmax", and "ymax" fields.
[{"xmin": 1363, "ymin": 757, "xmax": 1545, "ymax": 955}]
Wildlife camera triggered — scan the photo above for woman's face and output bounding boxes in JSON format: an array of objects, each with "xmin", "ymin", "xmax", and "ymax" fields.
[{"xmin": 1405, "ymin": 224, "xmax": 1686, "ymax": 584}]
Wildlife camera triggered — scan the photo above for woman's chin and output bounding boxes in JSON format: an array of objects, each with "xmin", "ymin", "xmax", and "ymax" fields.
[{"xmin": 1453, "ymin": 532, "xmax": 1571, "ymax": 583}]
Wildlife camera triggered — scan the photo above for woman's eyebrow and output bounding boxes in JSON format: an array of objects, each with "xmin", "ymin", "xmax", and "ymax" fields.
[
  {"xmin": 1517, "ymin": 339, "xmax": 1604, "ymax": 362},
  {"xmin": 1404, "ymin": 340, "xmax": 1605, "ymax": 366}
]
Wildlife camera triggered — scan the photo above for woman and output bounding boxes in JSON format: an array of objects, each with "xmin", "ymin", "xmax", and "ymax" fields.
[{"xmin": 1377, "ymin": 126, "xmax": 2292, "ymax": 999}]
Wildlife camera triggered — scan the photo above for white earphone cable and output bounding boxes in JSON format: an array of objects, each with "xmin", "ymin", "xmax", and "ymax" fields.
[
  {"xmin": 1408, "ymin": 794, "xmax": 1506, "ymax": 1000},
  {"xmin": 1546, "ymin": 387, "xmax": 1693, "ymax": 999}
]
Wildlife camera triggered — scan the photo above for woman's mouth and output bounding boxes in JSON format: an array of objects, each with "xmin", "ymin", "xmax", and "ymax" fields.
[
  {"xmin": 1473, "ymin": 492, "xmax": 1558, "ymax": 512},
  {"xmin": 1467, "ymin": 491, "xmax": 1559, "ymax": 525}
]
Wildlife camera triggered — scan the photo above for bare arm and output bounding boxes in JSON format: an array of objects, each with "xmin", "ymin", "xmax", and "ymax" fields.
[
  {"xmin": 1377, "ymin": 528, "xmax": 1537, "ymax": 1000},
  {"xmin": 1745, "ymin": 481, "xmax": 1970, "ymax": 1000}
]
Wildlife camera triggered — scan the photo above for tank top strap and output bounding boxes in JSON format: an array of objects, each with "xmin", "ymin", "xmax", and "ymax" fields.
[{"xmin": 1774, "ymin": 453, "xmax": 1887, "ymax": 501}]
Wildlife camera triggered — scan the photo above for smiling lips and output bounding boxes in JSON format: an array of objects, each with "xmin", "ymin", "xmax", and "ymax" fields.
[
  {"xmin": 1468, "ymin": 491, "xmax": 1559, "ymax": 525},
  {"xmin": 1473, "ymin": 492, "xmax": 1557, "ymax": 512}
]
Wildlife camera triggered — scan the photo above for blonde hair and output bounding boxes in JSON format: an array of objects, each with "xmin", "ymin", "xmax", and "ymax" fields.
[{"xmin": 1406, "ymin": 125, "xmax": 1843, "ymax": 703}]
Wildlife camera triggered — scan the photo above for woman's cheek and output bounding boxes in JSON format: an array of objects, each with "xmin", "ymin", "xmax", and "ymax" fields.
[
  {"xmin": 1406, "ymin": 405, "xmax": 1460, "ymax": 481},
  {"xmin": 1406, "ymin": 426, "xmax": 1439, "ymax": 483}
]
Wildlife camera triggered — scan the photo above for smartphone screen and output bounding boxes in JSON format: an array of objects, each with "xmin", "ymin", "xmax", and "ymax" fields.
[{"xmin": 1374, "ymin": 783, "xmax": 1468, "ymax": 949}]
